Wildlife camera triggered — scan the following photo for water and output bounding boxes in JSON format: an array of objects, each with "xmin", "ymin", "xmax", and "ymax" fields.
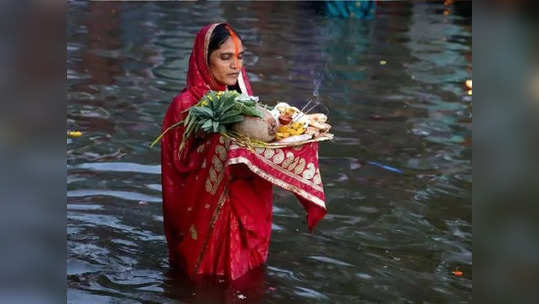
[{"xmin": 67, "ymin": 1, "xmax": 472, "ymax": 303}]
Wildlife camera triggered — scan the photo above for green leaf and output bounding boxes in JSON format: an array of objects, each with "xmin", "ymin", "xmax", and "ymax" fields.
[
  {"xmin": 149, "ymin": 119, "xmax": 184, "ymax": 147},
  {"xmin": 206, "ymin": 92, "xmax": 216, "ymax": 111},
  {"xmin": 219, "ymin": 110, "xmax": 242, "ymax": 121},
  {"xmin": 220, "ymin": 116, "xmax": 244, "ymax": 124},
  {"xmin": 190, "ymin": 106, "xmax": 214, "ymax": 118},
  {"xmin": 220, "ymin": 102, "xmax": 237, "ymax": 116},
  {"xmin": 231, "ymin": 102, "xmax": 245, "ymax": 113},
  {"xmin": 209, "ymin": 91, "xmax": 218, "ymax": 103},
  {"xmin": 222, "ymin": 94, "xmax": 237, "ymax": 108},
  {"xmin": 216, "ymin": 94, "xmax": 228, "ymax": 114},
  {"xmin": 212, "ymin": 121, "xmax": 219, "ymax": 133},
  {"xmin": 239, "ymin": 105, "xmax": 262, "ymax": 118},
  {"xmin": 201, "ymin": 119, "xmax": 213, "ymax": 132},
  {"xmin": 183, "ymin": 114, "xmax": 191, "ymax": 130},
  {"xmin": 225, "ymin": 91, "xmax": 239, "ymax": 99},
  {"xmin": 240, "ymin": 100, "xmax": 255, "ymax": 107}
]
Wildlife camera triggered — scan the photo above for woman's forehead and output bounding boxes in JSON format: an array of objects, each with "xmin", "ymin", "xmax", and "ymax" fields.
[{"xmin": 215, "ymin": 37, "xmax": 244, "ymax": 53}]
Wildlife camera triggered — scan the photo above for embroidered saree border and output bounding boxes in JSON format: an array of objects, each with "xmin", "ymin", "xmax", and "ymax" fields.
[
  {"xmin": 204, "ymin": 23, "xmax": 220, "ymax": 89},
  {"xmin": 194, "ymin": 187, "xmax": 229, "ymax": 273},
  {"xmin": 226, "ymin": 156, "xmax": 326, "ymax": 208},
  {"xmin": 253, "ymin": 150, "xmax": 323, "ymax": 192},
  {"xmin": 228, "ymin": 145, "xmax": 324, "ymax": 193}
]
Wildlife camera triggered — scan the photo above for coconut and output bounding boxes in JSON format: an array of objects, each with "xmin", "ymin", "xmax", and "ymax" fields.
[{"xmin": 232, "ymin": 105, "xmax": 277, "ymax": 142}]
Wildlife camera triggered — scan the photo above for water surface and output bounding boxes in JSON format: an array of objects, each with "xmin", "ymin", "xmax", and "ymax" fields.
[{"xmin": 67, "ymin": 2, "xmax": 472, "ymax": 303}]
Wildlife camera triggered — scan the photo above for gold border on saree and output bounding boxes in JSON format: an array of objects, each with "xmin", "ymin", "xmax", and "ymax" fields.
[
  {"xmin": 226, "ymin": 157, "xmax": 326, "ymax": 208},
  {"xmin": 228, "ymin": 145, "xmax": 324, "ymax": 192}
]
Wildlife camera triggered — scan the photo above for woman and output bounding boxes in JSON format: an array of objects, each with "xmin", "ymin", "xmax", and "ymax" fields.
[
  {"xmin": 160, "ymin": 23, "xmax": 326, "ymax": 281},
  {"xmin": 160, "ymin": 23, "xmax": 273, "ymax": 280}
]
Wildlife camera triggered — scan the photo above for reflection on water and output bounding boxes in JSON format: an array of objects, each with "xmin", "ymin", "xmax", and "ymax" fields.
[{"xmin": 68, "ymin": 1, "xmax": 471, "ymax": 303}]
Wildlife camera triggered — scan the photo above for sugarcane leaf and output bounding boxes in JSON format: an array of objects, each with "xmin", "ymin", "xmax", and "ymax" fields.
[
  {"xmin": 219, "ymin": 110, "xmax": 242, "ymax": 121},
  {"xmin": 239, "ymin": 99, "xmax": 255, "ymax": 106},
  {"xmin": 223, "ymin": 94, "xmax": 237, "ymax": 108},
  {"xmin": 214, "ymin": 101, "xmax": 222, "ymax": 116},
  {"xmin": 201, "ymin": 119, "xmax": 213, "ymax": 132},
  {"xmin": 183, "ymin": 117, "xmax": 191, "ymax": 135},
  {"xmin": 215, "ymin": 94, "xmax": 226, "ymax": 114},
  {"xmin": 184, "ymin": 123, "xmax": 193, "ymax": 139},
  {"xmin": 216, "ymin": 95, "xmax": 228, "ymax": 111},
  {"xmin": 193, "ymin": 107, "xmax": 213, "ymax": 116},
  {"xmin": 149, "ymin": 119, "xmax": 185, "ymax": 147},
  {"xmin": 186, "ymin": 118, "xmax": 195, "ymax": 133},
  {"xmin": 191, "ymin": 106, "xmax": 213, "ymax": 118},
  {"xmin": 205, "ymin": 93, "xmax": 215, "ymax": 111},
  {"xmin": 212, "ymin": 121, "xmax": 219, "ymax": 133},
  {"xmin": 192, "ymin": 123, "xmax": 202, "ymax": 136},
  {"xmin": 224, "ymin": 91, "xmax": 237, "ymax": 99},
  {"xmin": 238, "ymin": 105, "xmax": 262, "ymax": 117},
  {"xmin": 186, "ymin": 113, "xmax": 198, "ymax": 134},
  {"xmin": 220, "ymin": 102, "xmax": 237, "ymax": 116},
  {"xmin": 208, "ymin": 91, "xmax": 217, "ymax": 104},
  {"xmin": 232, "ymin": 102, "xmax": 245, "ymax": 113},
  {"xmin": 220, "ymin": 115, "xmax": 244, "ymax": 124}
]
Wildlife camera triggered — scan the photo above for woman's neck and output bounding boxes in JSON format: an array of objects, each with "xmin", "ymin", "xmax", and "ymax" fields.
[{"xmin": 227, "ymin": 83, "xmax": 241, "ymax": 93}]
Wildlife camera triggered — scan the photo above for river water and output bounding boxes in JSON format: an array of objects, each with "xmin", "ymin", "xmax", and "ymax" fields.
[{"xmin": 67, "ymin": 1, "xmax": 471, "ymax": 303}]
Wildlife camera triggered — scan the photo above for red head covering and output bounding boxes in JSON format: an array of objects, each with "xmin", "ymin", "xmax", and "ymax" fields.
[{"xmin": 185, "ymin": 23, "xmax": 252, "ymax": 101}]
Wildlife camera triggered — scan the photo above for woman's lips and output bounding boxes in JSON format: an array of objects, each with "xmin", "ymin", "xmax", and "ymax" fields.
[{"xmin": 228, "ymin": 72, "xmax": 240, "ymax": 78}]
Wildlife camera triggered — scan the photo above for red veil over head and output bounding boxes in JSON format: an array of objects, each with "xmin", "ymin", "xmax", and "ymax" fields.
[
  {"xmin": 185, "ymin": 23, "xmax": 252, "ymax": 101},
  {"xmin": 160, "ymin": 23, "xmax": 326, "ymax": 280}
]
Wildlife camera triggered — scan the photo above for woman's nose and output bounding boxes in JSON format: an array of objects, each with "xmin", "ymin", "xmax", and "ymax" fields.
[{"xmin": 231, "ymin": 58, "xmax": 242, "ymax": 70}]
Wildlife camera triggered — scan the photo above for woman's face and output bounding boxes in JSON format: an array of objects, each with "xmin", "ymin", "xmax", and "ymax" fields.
[{"xmin": 208, "ymin": 37, "xmax": 244, "ymax": 86}]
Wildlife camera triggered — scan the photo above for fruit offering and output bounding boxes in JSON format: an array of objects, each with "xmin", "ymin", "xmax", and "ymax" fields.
[
  {"xmin": 275, "ymin": 122, "xmax": 305, "ymax": 140},
  {"xmin": 270, "ymin": 102, "xmax": 332, "ymax": 143}
]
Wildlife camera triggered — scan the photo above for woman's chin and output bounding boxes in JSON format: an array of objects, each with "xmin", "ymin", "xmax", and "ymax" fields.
[{"xmin": 225, "ymin": 79, "xmax": 238, "ymax": 86}]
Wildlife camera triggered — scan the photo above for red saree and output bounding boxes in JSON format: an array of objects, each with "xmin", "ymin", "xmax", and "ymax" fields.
[{"xmin": 160, "ymin": 23, "xmax": 327, "ymax": 280}]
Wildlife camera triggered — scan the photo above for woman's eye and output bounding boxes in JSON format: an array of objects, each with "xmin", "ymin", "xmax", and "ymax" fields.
[{"xmin": 220, "ymin": 54, "xmax": 243, "ymax": 60}]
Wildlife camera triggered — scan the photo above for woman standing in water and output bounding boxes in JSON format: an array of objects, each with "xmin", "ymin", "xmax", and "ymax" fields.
[
  {"xmin": 160, "ymin": 22, "xmax": 326, "ymax": 281},
  {"xmin": 160, "ymin": 23, "xmax": 274, "ymax": 280}
]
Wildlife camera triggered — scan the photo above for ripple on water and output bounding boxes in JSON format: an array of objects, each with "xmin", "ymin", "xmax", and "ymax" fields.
[
  {"xmin": 67, "ymin": 289, "xmax": 120, "ymax": 304},
  {"xmin": 294, "ymin": 286, "xmax": 329, "ymax": 300},
  {"xmin": 72, "ymin": 162, "xmax": 161, "ymax": 174},
  {"xmin": 272, "ymin": 223, "xmax": 284, "ymax": 231},
  {"xmin": 67, "ymin": 258, "xmax": 103, "ymax": 276},
  {"xmin": 356, "ymin": 272, "xmax": 373, "ymax": 280},
  {"xmin": 67, "ymin": 189, "xmax": 161, "ymax": 203},
  {"xmin": 307, "ymin": 256, "xmax": 354, "ymax": 267},
  {"xmin": 145, "ymin": 184, "xmax": 162, "ymax": 192},
  {"xmin": 267, "ymin": 266, "xmax": 302, "ymax": 282}
]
